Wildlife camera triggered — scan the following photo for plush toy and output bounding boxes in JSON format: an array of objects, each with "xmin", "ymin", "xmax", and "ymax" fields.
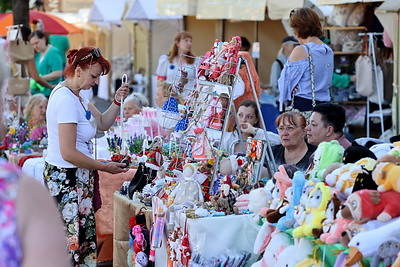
[
  {"xmin": 312, "ymin": 193, "xmax": 342, "ymax": 238},
  {"xmin": 276, "ymin": 171, "xmax": 307, "ymax": 231},
  {"xmin": 372, "ymin": 162, "xmax": 400, "ymax": 193},
  {"xmin": 344, "ymin": 189, "xmax": 400, "ymax": 223},
  {"xmin": 168, "ymin": 163, "xmax": 204, "ymax": 206},
  {"xmin": 293, "ymin": 178, "xmax": 320, "ymax": 228},
  {"xmin": 251, "ymin": 228, "xmax": 293, "ymax": 267},
  {"xmin": 265, "ymin": 165, "xmax": 293, "ymax": 223},
  {"xmin": 320, "ymin": 213, "xmax": 351, "ymax": 245},
  {"xmin": 292, "ymin": 182, "xmax": 331, "ymax": 238},
  {"xmin": 370, "ymin": 236, "xmax": 400, "ymax": 267},
  {"xmin": 275, "ymin": 235, "xmax": 314, "ymax": 267},
  {"xmin": 324, "ymin": 163, "xmax": 355, "ymax": 197},
  {"xmin": 308, "ymin": 140, "xmax": 344, "ymax": 181},
  {"xmin": 247, "ymin": 179, "xmax": 274, "ymax": 217},
  {"xmin": 346, "ymin": 218, "xmax": 400, "ymax": 266},
  {"xmin": 343, "ymin": 141, "xmax": 377, "ymax": 164}
]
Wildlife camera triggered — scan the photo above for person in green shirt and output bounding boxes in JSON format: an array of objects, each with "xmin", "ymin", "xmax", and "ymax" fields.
[
  {"xmin": 49, "ymin": 34, "xmax": 70, "ymax": 67},
  {"xmin": 29, "ymin": 31, "xmax": 63, "ymax": 97}
]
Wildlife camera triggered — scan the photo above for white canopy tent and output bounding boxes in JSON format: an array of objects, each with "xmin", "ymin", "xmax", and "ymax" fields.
[
  {"xmin": 376, "ymin": 0, "xmax": 400, "ymax": 134},
  {"xmin": 124, "ymin": 0, "xmax": 183, "ymax": 106},
  {"xmin": 88, "ymin": 0, "xmax": 132, "ymax": 100}
]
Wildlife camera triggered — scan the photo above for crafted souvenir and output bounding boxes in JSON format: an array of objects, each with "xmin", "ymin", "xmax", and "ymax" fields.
[
  {"xmin": 208, "ymin": 94, "xmax": 229, "ymax": 131},
  {"xmin": 191, "ymin": 128, "xmax": 213, "ymax": 161},
  {"xmin": 168, "ymin": 163, "xmax": 204, "ymax": 206},
  {"xmin": 292, "ymin": 182, "xmax": 331, "ymax": 238}
]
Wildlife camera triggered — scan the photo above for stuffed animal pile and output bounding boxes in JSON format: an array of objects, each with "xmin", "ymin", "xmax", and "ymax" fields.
[{"xmin": 245, "ymin": 141, "xmax": 400, "ymax": 267}]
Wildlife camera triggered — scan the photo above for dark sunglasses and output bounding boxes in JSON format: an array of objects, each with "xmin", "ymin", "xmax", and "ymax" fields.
[
  {"xmin": 290, "ymin": 9, "xmax": 296, "ymax": 17},
  {"xmin": 79, "ymin": 48, "xmax": 102, "ymax": 62}
]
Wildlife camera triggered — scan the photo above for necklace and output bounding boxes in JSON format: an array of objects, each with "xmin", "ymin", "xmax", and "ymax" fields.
[{"xmin": 63, "ymin": 82, "xmax": 91, "ymax": 121}]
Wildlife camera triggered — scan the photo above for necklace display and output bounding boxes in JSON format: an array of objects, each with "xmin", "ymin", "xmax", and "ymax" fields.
[{"xmin": 63, "ymin": 82, "xmax": 92, "ymax": 121}]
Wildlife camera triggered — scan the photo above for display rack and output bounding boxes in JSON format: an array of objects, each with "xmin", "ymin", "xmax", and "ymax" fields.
[{"xmin": 161, "ymin": 52, "xmax": 277, "ymax": 193}]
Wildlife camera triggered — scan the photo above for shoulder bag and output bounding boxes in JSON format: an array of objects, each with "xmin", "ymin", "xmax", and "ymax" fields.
[
  {"xmin": 7, "ymin": 26, "xmax": 34, "ymax": 64},
  {"xmin": 285, "ymin": 44, "xmax": 316, "ymax": 121}
]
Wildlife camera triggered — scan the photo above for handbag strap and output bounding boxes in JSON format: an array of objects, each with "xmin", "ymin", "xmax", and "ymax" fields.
[{"xmin": 288, "ymin": 44, "xmax": 316, "ymax": 109}]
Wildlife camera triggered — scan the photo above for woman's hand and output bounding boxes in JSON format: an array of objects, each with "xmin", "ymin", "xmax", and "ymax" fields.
[
  {"xmin": 240, "ymin": 122, "xmax": 256, "ymax": 135},
  {"xmin": 114, "ymin": 83, "xmax": 130, "ymax": 103},
  {"xmin": 102, "ymin": 162, "xmax": 129, "ymax": 174}
]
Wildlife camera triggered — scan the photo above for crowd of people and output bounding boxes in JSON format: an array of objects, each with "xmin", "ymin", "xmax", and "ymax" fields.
[{"xmin": 0, "ymin": 6, "xmax": 390, "ymax": 267}]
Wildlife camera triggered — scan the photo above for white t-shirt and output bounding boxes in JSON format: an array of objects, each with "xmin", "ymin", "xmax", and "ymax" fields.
[
  {"xmin": 46, "ymin": 85, "xmax": 97, "ymax": 168},
  {"xmin": 156, "ymin": 55, "xmax": 198, "ymax": 91}
]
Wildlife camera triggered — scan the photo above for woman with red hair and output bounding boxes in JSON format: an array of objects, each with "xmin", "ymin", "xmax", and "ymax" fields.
[{"xmin": 44, "ymin": 46, "xmax": 130, "ymax": 266}]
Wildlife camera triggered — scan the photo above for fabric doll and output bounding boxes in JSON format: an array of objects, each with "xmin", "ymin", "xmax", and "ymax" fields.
[
  {"xmin": 307, "ymin": 140, "xmax": 345, "ymax": 181},
  {"xmin": 346, "ymin": 218, "xmax": 400, "ymax": 266},
  {"xmin": 208, "ymin": 93, "xmax": 229, "ymax": 131},
  {"xmin": 277, "ymin": 171, "xmax": 307, "ymax": 231},
  {"xmin": 175, "ymin": 104, "xmax": 189, "ymax": 133},
  {"xmin": 343, "ymin": 189, "xmax": 400, "ymax": 223},
  {"xmin": 191, "ymin": 127, "xmax": 213, "ymax": 161},
  {"xmin": 168, "ymin": 163, "xmax": 204, "ymax": 206},
  {"xmin": 292, "ymin": 182, "xmax": 331, "ymax": 238}
]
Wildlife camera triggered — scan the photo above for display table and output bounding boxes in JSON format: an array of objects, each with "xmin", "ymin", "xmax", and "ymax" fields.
[
  {"xmin": 113, "ymin": 192, "xmax": 153, "ymax": 267},
  {"xmin": 5, "ymin": 150, "xmax": 43, "ymax": 166},
  {"xmin": 176, "ymin": 212, "xmax": 260, "ymax": 261}
]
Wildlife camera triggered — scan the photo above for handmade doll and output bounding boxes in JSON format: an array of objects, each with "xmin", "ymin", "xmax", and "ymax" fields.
[
  {"xmin": 208, "ymin": 93, "xmax": 229, "ymax": 131},
  {"xmin": 168, "ymin": 163, "xmax": 204, "ymax": 206},
  {"xmin": 175, "ymin": 104, "xmax": 189, "ymax": 133},
  {"xmin": 292, "ymin": 182, "xmax": 331, "ymax": 238},
  {"xmin": 191, "ymin": 127, "xmax": 213, "ymax": 161}
]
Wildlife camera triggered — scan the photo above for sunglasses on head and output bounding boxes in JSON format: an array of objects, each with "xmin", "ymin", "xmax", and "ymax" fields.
[
  {"xmin": 290, "ymin": 9, "xmax": 296, "ymax": 17},
  {"xmin": 79, "ymin": 48, "xmax": 102, "ymax": 62}
]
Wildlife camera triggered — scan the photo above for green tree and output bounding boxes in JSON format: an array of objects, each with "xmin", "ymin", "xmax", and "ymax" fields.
[
  {"xmin": 0, "ymin": 0, "xmax": 12, "ymax": 13},
  {"xmin": 12, "ymin": 0, "xmax": 29, "ymax": 26}
]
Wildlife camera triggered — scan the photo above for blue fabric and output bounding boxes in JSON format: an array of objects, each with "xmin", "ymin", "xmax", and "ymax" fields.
[
  {"xmin": 278, "ymin": 42, "xmax": 333, "ymax": 111},
  {"xmin": 161, "ymin": 97, "xmax": 179, "ymax": 114},
  {"xmin": 175, "ymin": 117, "xmax": 189, "ymax": 132}
]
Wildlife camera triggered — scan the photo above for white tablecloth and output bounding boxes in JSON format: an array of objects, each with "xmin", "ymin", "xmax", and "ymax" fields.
[{"xmin": 176, "ymin": 213, "xmax": 260, "ymax": 260}]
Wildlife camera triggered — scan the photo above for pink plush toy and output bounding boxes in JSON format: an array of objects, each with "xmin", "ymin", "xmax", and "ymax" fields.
[
  {"xmin": 320, "ymin": 216, "xmax": 351, "ymax": 245},
  {"xmin": 344, "ymin": 189, "xmax": 400, "ymax": 223}
]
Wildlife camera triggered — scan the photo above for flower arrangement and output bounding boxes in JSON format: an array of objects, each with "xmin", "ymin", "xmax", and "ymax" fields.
[
  {"xmin": 106, "ymin": 133, "xmax": 123, "ymax": 154},
  {"xmin": 126, "ymin": 134, "xmax": 145, "ymax": 155}
]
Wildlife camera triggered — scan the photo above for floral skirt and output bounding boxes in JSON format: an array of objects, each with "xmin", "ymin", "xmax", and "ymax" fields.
[{"xmin": 43, "ymin": 162, "xmax": 97, "ymax": 267}]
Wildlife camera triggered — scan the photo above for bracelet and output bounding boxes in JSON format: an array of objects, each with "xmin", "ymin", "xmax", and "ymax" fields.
[{"xmin": 113, "ymin": 98, "xmax": 121, "ymax": 106}]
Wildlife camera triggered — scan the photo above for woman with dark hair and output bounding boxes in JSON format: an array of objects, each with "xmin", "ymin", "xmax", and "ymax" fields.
[
  {"xmin": 272, "ymin": 111, "xmax": 316, "ymax": 171},
  {"xmin": 278, "ymin": 7, "xmax": 333, "ymax": 112},
  {"xmin": 44, "ymin": 46, "xmax": 130, "ymax": 265},
  {"xmin": 29, "ymin": 30, "xmax": 63, "ymax": 96},
  {"xmin": 220, "ymin": 100, "xmax": 280, "ymax": 154}
]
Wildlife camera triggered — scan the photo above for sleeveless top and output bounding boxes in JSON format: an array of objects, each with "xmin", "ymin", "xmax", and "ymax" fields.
[{"xmin": 0, "ymin": 159, "xmax": 22, "ymax": 266}]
